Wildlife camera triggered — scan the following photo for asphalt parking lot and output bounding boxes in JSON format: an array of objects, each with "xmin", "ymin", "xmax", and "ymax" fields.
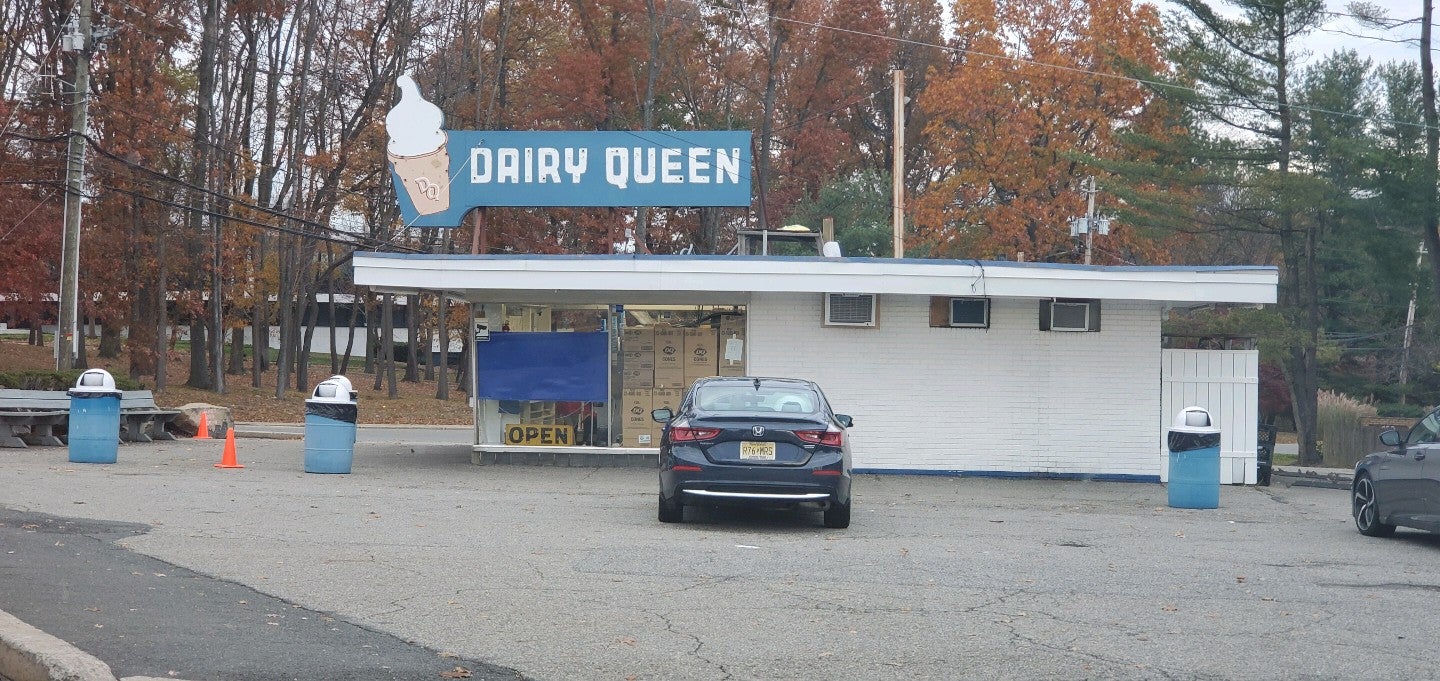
[{"xmin": 2, "ymin": 439, "xmax": 1438, "ymax": 680}]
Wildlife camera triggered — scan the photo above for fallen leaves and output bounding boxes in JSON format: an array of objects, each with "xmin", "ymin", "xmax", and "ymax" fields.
[{"xmin": 439, "ymin": 667, "xmax": 472, "ymax": 678}]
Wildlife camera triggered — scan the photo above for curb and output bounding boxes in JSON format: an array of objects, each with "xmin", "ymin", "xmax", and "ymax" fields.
[
  {"xmin": 0, "ymin": 608, "xmax": 115, "ymax": 681},
  {"xmin": 0, "ymin": 610, "xmax": 195, "ymax": 681},
  {"xmin": 233, "ymin": 429, "xmax": 303, "ymax": 441}
]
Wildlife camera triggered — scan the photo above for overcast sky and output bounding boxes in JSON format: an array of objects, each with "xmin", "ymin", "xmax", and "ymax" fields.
[{"xmin": 1284, "ymin": 0, "xmax": 1418, "ymax": 66}]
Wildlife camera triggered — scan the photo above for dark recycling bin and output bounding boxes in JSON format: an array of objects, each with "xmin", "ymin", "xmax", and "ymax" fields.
[
  {"xmin": 68, "ymin": 369, "xmax": 122, "ymax": 464},
  {"xmin": 304, "ymin": 376, "xmax": 358, "ymax": 474},
  {"xmin": 1256, "ymin": 424, "xmax": 1276, "ymax": 487},
  {"xmin": 1167, "ymin": 406, "xmax": 1221, "ymax": 509}
]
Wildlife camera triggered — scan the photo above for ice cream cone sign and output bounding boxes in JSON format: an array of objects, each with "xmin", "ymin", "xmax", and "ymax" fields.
[{"xmin": 386, "ymin": 74, "xmax": 451, "ymax": 216}]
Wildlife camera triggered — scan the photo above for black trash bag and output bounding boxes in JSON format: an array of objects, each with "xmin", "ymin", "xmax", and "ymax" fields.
[
  {"xmin": 1167, "ymin": 430, "xmax": 1220, "ymax": 453},
  {"xmin": 306, "ymin": 401, "xmax": 358, "ymax": 424},
  {"xmin": 67, "ymin": 390, "xmax": 121, "ymax": 399}
]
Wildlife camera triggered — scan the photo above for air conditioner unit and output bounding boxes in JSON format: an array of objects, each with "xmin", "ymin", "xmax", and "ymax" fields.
[
  {"xmin": 948, "ymin": 297, "xmax": 990, "ymax": 328},
  {"xmin": 1049, "ymin": 300, "xmax": 1092, "ymax": 332},
  {"xmin": 824, "ymin": 293, "xmax": 876, "ymax": 327}
]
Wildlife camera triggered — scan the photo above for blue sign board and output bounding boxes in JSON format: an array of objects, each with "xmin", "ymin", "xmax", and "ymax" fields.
[{"xmin": 389, "ymin": 130, "xmax": 752, "ymax": 227}]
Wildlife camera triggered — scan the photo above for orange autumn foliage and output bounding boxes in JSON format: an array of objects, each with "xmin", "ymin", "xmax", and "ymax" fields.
[{"xmin": 913, "ymin": 0, "xmax": 1174, "ymax": 264}]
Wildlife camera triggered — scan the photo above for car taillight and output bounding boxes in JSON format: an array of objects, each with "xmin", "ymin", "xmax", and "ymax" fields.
[
  {"xmin": 795, "ymin": 429, "xmax": 844, "ymax": 447},
  {"xmin": 670, "ymin": 426, "xmax": 721, "ymax": 442}
]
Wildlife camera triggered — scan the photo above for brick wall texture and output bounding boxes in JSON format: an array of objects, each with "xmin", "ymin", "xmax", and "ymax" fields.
[{"xmin": 746, "ymin": 293, "xmax": 1162, "ymax": 477}]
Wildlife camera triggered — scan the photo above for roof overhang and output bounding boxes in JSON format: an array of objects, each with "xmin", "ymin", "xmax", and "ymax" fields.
[{"xmin": 352, "ymin": 253, "xmax": 1278, "ymax": 306}]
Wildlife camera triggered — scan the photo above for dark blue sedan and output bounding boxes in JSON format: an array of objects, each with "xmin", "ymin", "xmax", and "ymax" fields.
[{"xmin": 652, "ymin": 377, "xmax": 853, "ymax": 528}]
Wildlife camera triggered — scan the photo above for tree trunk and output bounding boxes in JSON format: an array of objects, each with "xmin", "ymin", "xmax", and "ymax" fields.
[
  {"xmin": 365, "ymin": 293, "xmax": 379, "ymax": 375},
  {"xmin": 382, "ymin": 294, "xmax": 398, "ymax": 398},
  {"xmin": 435, "ymin": 295, "xmax": 449, "ymax": 400},
  {"xmin": 1420, "ymin": 0, "xmax": 1440, "ymax": 323},
  {"xmin": 98, "ymin": 320, "xmax": 122, "ymax": 358},
  {"xmin": 340, "ymin": 292, "xmax": 359, "ymax": 375},
  {"xmin": 274, "ymin": 236, "xmax": 294, "ymax": 399},
  {"xmin": 185, "ymin": 0, "xmax": 220, "ymax": 390},
  {"xmin": 297, "ymin": 281, "xmax": 319, "ymax": 392},
  {"xmin": 229, "ymin": 328, "xmax": 245, "ymax": 374},
  {"xmin": 155, "ymin": 235, "xmax": 167, "ymax": 392},
  {"xmin": 405, "ymin": 293, "xmax": 420, "ymax": 382},
  {"xmin": 328, "ymin": 277, "xmax": 339, "ymax": 375}
]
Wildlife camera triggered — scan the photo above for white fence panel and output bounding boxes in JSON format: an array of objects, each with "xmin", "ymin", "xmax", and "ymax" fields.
[{"xmin": 1160, "ymin": 349, "xmax": 1260, "ymax": 484}]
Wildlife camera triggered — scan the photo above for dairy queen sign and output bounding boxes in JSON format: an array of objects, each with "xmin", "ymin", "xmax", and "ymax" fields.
[{"xmin": 385, "ymin": 74, "xmax": 752, "ymax": 227}]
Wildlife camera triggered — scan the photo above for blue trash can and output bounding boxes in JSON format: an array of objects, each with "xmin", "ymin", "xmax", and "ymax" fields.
[
  {"xmin": 304, "ymin": 378, "xmax": 357, "ymax": 474},
  {"xmin": 1167, "ymin": 406, "xmax": 1221, "ymax": 509},
  {"xmin": 68, "ymin": 369, "xmax": 122, "ymax": 464}
]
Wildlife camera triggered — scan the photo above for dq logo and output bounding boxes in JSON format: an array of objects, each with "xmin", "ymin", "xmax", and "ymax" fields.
[{"xmin": 413, "ymin": 177, "xmax": 442, "ymax": 200}]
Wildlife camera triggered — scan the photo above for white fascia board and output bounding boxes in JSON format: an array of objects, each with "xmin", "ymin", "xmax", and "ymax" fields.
[{"xmin": 352, "ymin": 254, "xmax": 1278, "ymax": 305}]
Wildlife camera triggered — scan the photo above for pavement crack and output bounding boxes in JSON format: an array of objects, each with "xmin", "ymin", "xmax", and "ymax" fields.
[{"xmin": 649, "ymin": 608, "xmax": 732, "ymax": 680}]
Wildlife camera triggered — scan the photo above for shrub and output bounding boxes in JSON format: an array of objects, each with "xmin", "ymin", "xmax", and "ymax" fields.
[
  {"xmin": 1376, "ymin": 402, "xmax": 1427, "ymax": 419},
  {"xmin": 1315, "ymin": 390, "xmax": 1378, "ymax": 468},
  {"xmin": 0, "ymin": 370, "xmax": 147, "ymax": 391}
]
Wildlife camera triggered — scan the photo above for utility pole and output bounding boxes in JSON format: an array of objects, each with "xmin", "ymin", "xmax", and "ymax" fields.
[
  {"xmin": 57, "ymin": 0, "xmax": 92, "ymax": 370},
  {"xmin": 1082, "ymin": 176, "xmax": 1096, "ymax": 265},
  {"xmin": 1400, "ymin": 240, "xmax": 1427, "ymax": 404},
  {"xmin": 1070, "ymin": 176, "xmax": 1109, "ymax": 265},
  {"xmin": 892, "ymin": 69, "xmax": 905, "ymax": 258}
]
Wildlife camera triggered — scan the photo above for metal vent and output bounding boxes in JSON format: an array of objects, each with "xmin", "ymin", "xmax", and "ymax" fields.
[{"xmin": 825, "ymin": 293, "xmax": 876, "ymax": 327}]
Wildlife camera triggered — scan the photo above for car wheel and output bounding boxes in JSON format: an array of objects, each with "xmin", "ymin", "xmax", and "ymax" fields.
[
  {"xmin": 658, "ymin": 493, "xmax": 683, "ymax": 523},
  {"xmin": 822, "ymin": 498, "xmax": 851, "ymax": 529},
  {"xmin": 1352, "ymin": 474, "xmax": 1395, "ymax": 537}
]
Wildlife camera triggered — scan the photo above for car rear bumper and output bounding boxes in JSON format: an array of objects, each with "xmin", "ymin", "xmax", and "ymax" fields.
[
  {"xmin": 684, "ymin": 489, "xmax": 832, "ymax": 501},
  {"xmin": 661, "ymin": 468, "xmax": 850, "ymax": 509}
]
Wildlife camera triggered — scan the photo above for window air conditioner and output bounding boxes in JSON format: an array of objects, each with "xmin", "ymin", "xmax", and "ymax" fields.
[
  {"xmin": 1049, "ymin": 301, "xmax": 1091, "ymax": 331},
  {"xmin": 824, "ymin": 293, "xmax": 877, "ymax": 327}
]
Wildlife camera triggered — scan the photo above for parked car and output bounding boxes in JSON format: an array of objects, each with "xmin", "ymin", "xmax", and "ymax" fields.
[
  {"xmin": 652, "ymin": 377, "xmax": 853, "ymax": 528},
  {"xmin": 1352, "ymin": 409, "xmax": 1440, "ymax": 537}
]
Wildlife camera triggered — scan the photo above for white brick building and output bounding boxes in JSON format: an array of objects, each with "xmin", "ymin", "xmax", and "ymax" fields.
[{"xmin": 353, "ymin": 253, "xmax": 1277, "ymax": 482}]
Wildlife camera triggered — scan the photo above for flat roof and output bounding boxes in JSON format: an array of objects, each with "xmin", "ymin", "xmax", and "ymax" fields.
[{"xmin": 352, "ymin": 253, "xmax": 1278, "ymax": 306}]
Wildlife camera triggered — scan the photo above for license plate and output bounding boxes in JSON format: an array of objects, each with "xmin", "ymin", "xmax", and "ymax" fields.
[{"xmin": 740, "ymin": 441, "xmax": 776, "ymax": 460}]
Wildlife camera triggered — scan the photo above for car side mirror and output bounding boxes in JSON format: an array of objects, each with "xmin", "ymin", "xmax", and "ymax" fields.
[
  {"xmin": 1380, "ymin": 429, "xmax": 1402, "ymax": 447},
  {"xmin": 651, "ymin": 408, "xmax": 673, "ymax": 423},
  {"xmin": 835, "ymin": 414, "xmax": 853, "ymax": 428}
]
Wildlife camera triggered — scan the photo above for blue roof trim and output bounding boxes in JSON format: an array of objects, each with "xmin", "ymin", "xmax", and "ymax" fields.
[
  {"xmin": 851, "ymin": 468, "xmax": 1161, "ymax": 483},
  {"xmin": 355, "ymin": 251, "xmax": 1276, "ymax": 274}
]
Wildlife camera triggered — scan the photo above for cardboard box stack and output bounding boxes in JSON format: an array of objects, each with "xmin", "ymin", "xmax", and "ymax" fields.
[
  {"xmin": 621, "ymin": 388, "xmax": 657, "ymax": 447},
  {"xmin": 683, "ymin": 328, "xmax": 719, "ymax": 384},
  {"xmin": 653, "ymin": 326, "xmax": 685, "ymax": 389},
  {"xmin": 618, "ymin": 316, "xmax": 747, "ymax": 447}
]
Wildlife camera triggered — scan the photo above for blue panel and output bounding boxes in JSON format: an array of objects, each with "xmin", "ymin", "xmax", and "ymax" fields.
[
  {"xmin": 394, "ymin": 130, "xmax": 752, "ymax": 227},
  {"xmin": 476, "ymin": 332, "xmax": 609, "ymax": 402}
]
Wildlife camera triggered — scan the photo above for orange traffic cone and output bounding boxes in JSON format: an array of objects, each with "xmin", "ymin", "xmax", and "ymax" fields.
[
  {"xmin": 215, "ymin": 428, "xmax": 243, "ymax": 469},
  {"xmin": 194, "ymin": 411, "xmax": 212, "ymax": 439}
]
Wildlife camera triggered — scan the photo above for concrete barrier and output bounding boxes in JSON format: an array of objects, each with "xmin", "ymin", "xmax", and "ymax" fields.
[{"xmin": 0, "ymin": 609, "xmax": 116, "ymax": 681}]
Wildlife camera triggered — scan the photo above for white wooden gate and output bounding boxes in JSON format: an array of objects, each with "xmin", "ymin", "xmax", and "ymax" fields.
[{"xmin": 1160, "ymin": 350, "xmax": 1259, "ymax": 485}]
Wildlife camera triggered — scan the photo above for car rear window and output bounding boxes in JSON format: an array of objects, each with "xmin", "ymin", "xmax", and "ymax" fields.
[{"xmin": 693, "ymin": 384, "xmax": 821, "ymax": 414}]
